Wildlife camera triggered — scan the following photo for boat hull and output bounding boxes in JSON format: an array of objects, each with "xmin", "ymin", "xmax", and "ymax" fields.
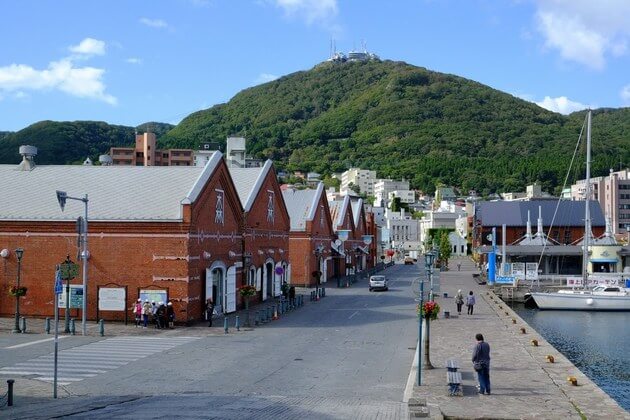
[{"xmin": 529, "ymin": 292, "xmax": 630, "ymax": 311}]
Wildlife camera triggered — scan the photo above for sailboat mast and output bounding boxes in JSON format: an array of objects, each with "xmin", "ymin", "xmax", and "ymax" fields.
[{"xmin": 583, "ymin": 110, "xmax": 592, "ymax": 285}]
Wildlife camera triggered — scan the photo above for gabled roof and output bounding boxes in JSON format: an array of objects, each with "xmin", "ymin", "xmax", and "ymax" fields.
[
  {"xmin": 351, "ymin": 198, "xmax": 364, "ymax": 227},
  {"xmin": 228, "ymin": 160, "xmax": 272, "ymax": 212},
  {"xmin": 328, "ymin": 195, "xmax": 351, "ymax": 231},
  {"xmin": 0, "ymin": 152, "xmax": 223, "ymax": 222},
  {"xmin": 282, "ymin": 183, "xmax": 324, "ymax": 231},
  {"xmin": 477, "ymin": 200, "xmax": 605, "ymax": 227}
]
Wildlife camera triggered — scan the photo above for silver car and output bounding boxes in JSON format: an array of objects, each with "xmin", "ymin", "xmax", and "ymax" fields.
[{"xmin": 369, "ymin": 275, "xmax": 388, "ymax": 292}]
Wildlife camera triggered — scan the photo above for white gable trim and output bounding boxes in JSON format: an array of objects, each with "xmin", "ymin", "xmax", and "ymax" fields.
[
  {"xmin": 352, "ymin": 198, "xmax": 364, "ymax": 226},
  {"xmin": 337, "ymin": 195, "xmax": 351, "ymax": 229},
  {"xmin": 305, "ymin": 182, "xmax": 324, "ymax": 222},
  {"xmin": 184, "ymin": 151, "xmax": 223, "ymax": 205},
  {"xmin": 243, "ymin": 160, "xmax": 273, "ymax": 212}
]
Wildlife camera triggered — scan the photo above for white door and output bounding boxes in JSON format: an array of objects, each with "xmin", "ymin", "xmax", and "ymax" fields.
[
  {"xmin": 256, "ymin": 267, "xmax": 262, "ymax": 291},
  {"xmin": 274, "ymin": 263, "xmax": 282, "ymax": 297},
  {"xmin": 226, "ymin": 266, "xmax": 236, "ymax": 313},
  {"xmin": 262, "ymin": 267, "xmax": 268, "ymax": 301},
  {"xmin": 320, "ymin": 259, "xmax": 327, "ymax": 284}
]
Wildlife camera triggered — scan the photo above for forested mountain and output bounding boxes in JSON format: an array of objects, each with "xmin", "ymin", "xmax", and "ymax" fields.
[
  {"xmin": 162, "ymin": 60, "xmax": 630, "ymax": 194},
  {"xmin": 0, "ymin": 121, "xmax": 173, "ymax": 165},
  {"xmin": 1, "ymin": 60, "xmax": 629, "ymax": 194}
]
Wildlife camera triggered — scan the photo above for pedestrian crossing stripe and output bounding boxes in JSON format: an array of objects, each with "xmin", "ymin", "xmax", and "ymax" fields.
[{"xmin": 0, "ymin": 336, "xmax": 199, "ymax": 386}]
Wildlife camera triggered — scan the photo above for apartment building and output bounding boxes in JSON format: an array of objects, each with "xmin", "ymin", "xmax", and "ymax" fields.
[
  {"xmin": 340, "ymin": 168, "xmax": 377, "ymax": 196},
  {"xmin": 373, "ymin": 179, "xmax": 412, "ymax": 205},
  {"xmin": 110, "ymin": 132, "xmax": 193, "ymax": 166},
  {"xmin": 571, "ymin": 168, "xmax": 630, "ymax": 234}
]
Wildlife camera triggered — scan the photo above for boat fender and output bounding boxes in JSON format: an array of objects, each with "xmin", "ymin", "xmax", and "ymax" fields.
[{"xmin": 586, "ymin": 298, "xmax": 594, "ymax": 305}]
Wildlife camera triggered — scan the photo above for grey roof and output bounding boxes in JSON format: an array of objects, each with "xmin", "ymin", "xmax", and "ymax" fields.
[
  {"xmin": 228, "ymin": 161, "xmax": 271, "ymax": 212},
  {"xmin": 282, "ymin": 183, "xmax": 323, "ymax": 231},
  {"xmin": 477, "ymin": 200, "xmax": 605, "ymax": 227},
  {"xmin": 328, "ymin": 195, "xmax": 350, "ymax": 230},
  {"xmin": 0, "ymin": 151, "xmax": 223, "ymax": 222}
]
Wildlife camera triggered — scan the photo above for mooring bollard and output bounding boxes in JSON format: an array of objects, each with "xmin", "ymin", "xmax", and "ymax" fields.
[
  {"xmin": 19, "ymin": 317, "xmax": 26, "ymax": 333},
  {"xmin": 443, "ymin": 292, "xmax": 448, "ymax": 298},
  {"xmin": 254, "ymin": 311, "xmax": 260, "ymax": 326},
  {"xmin": 322, "ymin": 287, "xmax": 326, "ymax": 297},
  {"xmin": 45, "ymin": 317, "xmax": 51, "ymax": 334},
  {"xmin": 99, "ymin": 319, "xmax": 105, "ymax": 336},
  {"xmin": 70, "ymin": 318, "xmax": 76, "ymax": 335},
  {"xmin": 224, "ymin": 316, "xmax": 229, "ymax": 334},
  {"xmin": 235, "ymin": 315, "xmax": 240, "ymax": 331},
  {"xmin": 7, "ymin": 379, "xmax": 14, "ymax": 407},
  {"xmin": 444, "ymin": 311, "xmax": 450, "ymax": 319},
  {"xmin": 267, "ymin": 306, "xmax": 272, "ymax": 321}
]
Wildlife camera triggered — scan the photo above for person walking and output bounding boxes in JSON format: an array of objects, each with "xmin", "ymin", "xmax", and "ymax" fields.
[
  {"xmin": 457, "ymin": 262, "xmax": 461, "ymax": 271},
  {"xmin": 206, "ymin": 298, "xmax": 215, "ymax": 327},
  {"xmin": 133, "ymin": 299, "xmax": 142, "ymax": 327},
  {"xmin": 466, "ymin": 291, "xmax": 476, "ymax": 315},
  {"xmin": 151, "ymin": 301, "xmax": 158, "ymax": 328},
  {"xmin": 156, "ymin": 302, "xmax": 166, "ymax": 329},
  {"xmin": 472, "ymin": 333, "xmax": 491, "ymax": 395},
  {"xmin": 455, "ymin": 289, "xmax": 464, "ymax": 315},
  {"xmin": 142, "ymin": 299, "xmax": 152, "ymax": 328}
]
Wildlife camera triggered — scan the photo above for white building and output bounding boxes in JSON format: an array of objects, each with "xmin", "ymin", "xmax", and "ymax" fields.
[
  {"xmin": 502, "ymin": 184, "xmax": 554, "ymax": 201},
  {"xmin": 386, "ymin": 209, "xmax": 422, "ymax": 255},
  {"xmin": 193, "ymin": 143, "xmax": 218, "ymax": 167},
  {"xmin": 374, "ymin": 179, "xmax": 410, "ymax": 204},
  {"xmin": 225, "ymin": 137, "xmax": 264, "ymax": 168},
  {"xmin": 419, "ymin": 201, "xmax": 467, "ymax": 248},
  {"xmin": 340, "ymin": 168, "xmax": 377, "ymax": 196}
]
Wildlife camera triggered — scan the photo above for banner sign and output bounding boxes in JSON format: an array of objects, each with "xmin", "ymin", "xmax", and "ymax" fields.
[
  {"xmin": 98, "ymin": 287, "xmax": 126, "ymax": 311},
  {"xmin": 525, "ymin": 263, "xmax": 539, "ymax": 280},
  {"xmin": 496, "ymin": 276, "xmax": 515, "ymax": 284}
]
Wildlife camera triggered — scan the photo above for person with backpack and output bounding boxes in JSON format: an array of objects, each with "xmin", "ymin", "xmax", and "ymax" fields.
[
  {"xmin": 472, "ymin": 333, "xmax": 491, "ymax": 395},
  {"xmin": 142, "ymin": 299, "xmax": 152, "ymax": 328},
  {"xmin": 167, "ymin": 301, "xmax": 175, "ymax": 328},
  {"xmin": 455, "ymin": 290, "xmax": 464, "ymax": 315},
  {"xmin": 156, "ymin": 302, "xmax": 166, "ymax": 329}
]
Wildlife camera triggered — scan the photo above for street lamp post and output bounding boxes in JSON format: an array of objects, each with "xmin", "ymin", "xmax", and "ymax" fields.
[
  {"xmin": 12, "ymin": 248, "xmax": 24, "ymax": 333},
  {"xmin": 56, "ymin": 190, "xmax": 89, "ymax": 336},
  {"xmin": 417, "ymin": 262, "xmax": 425, "ymax": 386},
  {"xmin": 423, "ymin": 250, "xmax": 435, "ymax": 370}
]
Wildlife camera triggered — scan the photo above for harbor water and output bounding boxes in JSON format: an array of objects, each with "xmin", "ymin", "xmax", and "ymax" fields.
[{"xmin": 513, "ymin": 305, "xmax": 630, "ymax": 411}]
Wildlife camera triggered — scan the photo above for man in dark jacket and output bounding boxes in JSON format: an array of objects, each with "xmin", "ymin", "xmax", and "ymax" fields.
[{"xmin": 472, "ymin": 333, "xmax": 491, "ymax": 395}]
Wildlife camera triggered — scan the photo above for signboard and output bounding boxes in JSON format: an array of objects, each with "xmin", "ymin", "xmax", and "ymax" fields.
[
  {"xmin": 496, "ymin": 276, "xmax": 515, "ymax": 284},
  {"xmin": 54, "ymin": 270, "xmax": 63, "ymax": 295},
  {"xmin": 511, "ymin": 263, "xmax": 525, "ymax": 279},
  {"xmin": 59, "ymin": 262, "xmax": 79, "ymax": 280},
  {"xmin": 57, "ymin": 285, "xmax": 84, "ymax": 309},
  {"xmin": 566, "ymin": 276, "xmax": 622, "ymax": 287},
  {"xmin": 139, "ymin": 289, "xmax": 167, "ymax": 305},
  {"xmin": 525, "ymin": 263, "xmax": 539, "ymax": 280},
  {"xmin": 98, "ymin": 287, "xmax": 126, "ymax": 311}
]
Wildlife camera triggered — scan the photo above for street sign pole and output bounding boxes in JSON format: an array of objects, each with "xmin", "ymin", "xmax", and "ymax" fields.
[{"xmin": 53, "ymin": 266, "xmax": 63, "ymax": 399}]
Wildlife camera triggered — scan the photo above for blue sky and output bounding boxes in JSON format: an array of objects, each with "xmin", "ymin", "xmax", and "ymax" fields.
[{"xmin": 1, "ymin": 0, "xmax": 629, "ymax": 131}]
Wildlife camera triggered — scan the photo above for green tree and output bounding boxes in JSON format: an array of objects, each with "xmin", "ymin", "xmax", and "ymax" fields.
[{"xmin": 439, "ymin": 231, "xmax": 452, "ymax": 268}]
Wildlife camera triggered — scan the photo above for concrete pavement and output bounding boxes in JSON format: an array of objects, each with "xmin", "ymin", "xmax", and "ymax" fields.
[{"xmin": 408, "ymin": 256, "xmax": 629, "ymax": 419}]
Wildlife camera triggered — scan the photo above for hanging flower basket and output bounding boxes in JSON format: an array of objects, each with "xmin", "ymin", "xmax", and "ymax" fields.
[
  {"xmin": 9, "ymin": 286, "xmax": 27, "ymax": 297},
  {"xmin": 417, "ymin": 301, "xmax": 440, "ymax": 320},
  {"xmin": 239, "ymin": 285, "xmax": 257, "ymax": 298}
]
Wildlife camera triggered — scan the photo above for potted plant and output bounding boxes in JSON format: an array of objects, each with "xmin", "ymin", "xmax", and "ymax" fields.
[
  {"xmin": 239, "ymin": 285, "xmax": 257, "ymax": 327},
  {"xmin": 9, "ymin": 285, "xmax": 27, "ymax": 297}
]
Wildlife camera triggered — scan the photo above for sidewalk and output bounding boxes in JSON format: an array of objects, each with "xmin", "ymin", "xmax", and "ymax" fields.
[{"xmin": 408, "ymin": 257, "xmax": 629, "ymax": 419}]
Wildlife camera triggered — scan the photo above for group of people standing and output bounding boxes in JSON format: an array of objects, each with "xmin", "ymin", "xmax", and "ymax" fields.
[{"xmin": 132, "ymin": 299, "xmax": 175, "ymax": 329}]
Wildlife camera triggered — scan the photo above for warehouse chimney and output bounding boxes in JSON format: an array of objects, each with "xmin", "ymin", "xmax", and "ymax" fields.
[{"xmin": 16, "ymin": 145, "xmax": 37, "ymax": 171}]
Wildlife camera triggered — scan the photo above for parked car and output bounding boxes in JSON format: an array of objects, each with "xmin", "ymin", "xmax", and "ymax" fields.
[
  {"xmin": 369, "ymin": 275, "xmax": 388, "ymax": 291},
  {"xmin": 404, "ymin": 257, "xmax": 414, "ymax": 265}
]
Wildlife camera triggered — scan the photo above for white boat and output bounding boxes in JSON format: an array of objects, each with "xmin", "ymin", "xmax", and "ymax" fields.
[
  {"xmin": 528, "ymin": 110, "xmax": 630, "ymax": 311},
  {"xmin": 530, "ymin": 286, "xmax": 630, "ymax": 311}
]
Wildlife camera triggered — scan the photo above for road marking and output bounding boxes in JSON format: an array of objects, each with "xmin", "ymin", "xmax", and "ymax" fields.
[
  {"xmin": 5, "ymin": 336, "xmax": 68, "ymax": 349},
  {"xmin": 348, "ymin": 311, "xmax": 359, "ymax": 319},
  {"xmin": 0, "ymin": 336, "xmax": 200, "ymax": 385}
]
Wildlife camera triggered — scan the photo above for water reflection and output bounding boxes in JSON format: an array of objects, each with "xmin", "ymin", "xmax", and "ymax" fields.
[{"xmin": 514, "ymin": 306, "xmax": 630, "ymax": 411}]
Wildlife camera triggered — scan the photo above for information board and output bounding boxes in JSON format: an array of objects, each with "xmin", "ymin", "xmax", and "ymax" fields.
[
  {"xmin": 139, "ymin": 289, "xmax": 167, "ymax": 305},
  {"xmin": 98, "ymin": 287, "xmax": 126, "ymax": 311},
  {"xmin": 57, "ymin": 285, "xmax": 84, "ymax": 309}
]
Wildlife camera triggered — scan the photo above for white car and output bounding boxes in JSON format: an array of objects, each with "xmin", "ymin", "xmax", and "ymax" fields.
[{"xmin": 369, "ymin": 275, "xmax": 388, "ymax": 292}]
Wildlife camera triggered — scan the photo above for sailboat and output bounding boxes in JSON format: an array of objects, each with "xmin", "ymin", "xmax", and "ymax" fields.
[{"xmin": 528, "ymin": 110, "xmax": 630, "ymax": 311}]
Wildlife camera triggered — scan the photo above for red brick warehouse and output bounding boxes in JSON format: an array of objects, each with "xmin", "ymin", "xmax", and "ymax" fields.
[{"xmin": 0, "ymin": 150, "xmax": 244, "ymax": 323}]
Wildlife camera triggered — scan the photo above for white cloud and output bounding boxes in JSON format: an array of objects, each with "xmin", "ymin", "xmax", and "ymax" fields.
[
  {"xmin": 272, "ymin": 0, "xmax": 338, "ymax": 25},
  {"xmin": 0, "ymin": 58, "xmax": 116, "ymax": 105},
  {"xmin": 534, "ymin": 0, "xmax": 630, "ymax": 69},
  {"xmin": 255, "ymin": 73, "xmax": 279, "ymax": 84},
  {"xmin": 535, "ymin": 96, "xmax": 589, "ymax": 114},
  {"xmin": 125, "ymin": 57, "xmax": 142, "ymax": 65},
  {"xmin": 140, "ymin": 17, "xmax": 170, "ymax": 29},
  {"xmin": 69, "ymin": 38, "xmax": 106, "ymax": 56},
  {"xmin": 621, "ymin": 85, "xmax": 630, "ymax": 102}
]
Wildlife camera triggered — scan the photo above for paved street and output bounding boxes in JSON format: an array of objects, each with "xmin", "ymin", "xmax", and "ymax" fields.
[{"xmin": 1, "ymin": 264, "xmax": 417, "ymax": 419}]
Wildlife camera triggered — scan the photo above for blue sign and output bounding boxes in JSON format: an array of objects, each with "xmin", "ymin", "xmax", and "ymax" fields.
[
  {"xmin": 54, "ymin": 269, "xmax": 63, "ymax": 295},
  {"xmin": 496, "ymin": 276, "xmax": 515, "ymax": 284}
]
